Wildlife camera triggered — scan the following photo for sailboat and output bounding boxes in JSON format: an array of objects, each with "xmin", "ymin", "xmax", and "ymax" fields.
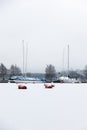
[
  {"xmin": 59, "ymin": 44, "xmax": 72, "ymax": 83},
  {"xmin": 9, "ymin": 40, "xmax": 42, "ymax": 83},
  {"xmin": 9, "ymin": 75, "xmax": 43, "ymax": 83},
  {"xmin": 59, "ymin": 45, "xmax": 80, "ymax": 83},
  {"xmin": 54, "ymin": 44, "xmax": 77, "ymax": 83}
]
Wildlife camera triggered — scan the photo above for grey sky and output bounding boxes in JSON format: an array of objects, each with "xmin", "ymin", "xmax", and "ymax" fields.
[{"xmin": 0, "ymin": 0, "xmax": 87, "ymax": 73}]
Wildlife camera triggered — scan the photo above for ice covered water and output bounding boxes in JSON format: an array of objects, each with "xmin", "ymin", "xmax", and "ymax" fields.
[{"xmin": 0, "ymin": 83, "xmax": 87, "ymax": 130}]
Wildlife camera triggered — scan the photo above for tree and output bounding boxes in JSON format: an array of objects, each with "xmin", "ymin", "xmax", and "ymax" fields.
[
  {"xmin": 84, "ymin": 65, "xmax": 87, "ymax": 79},
  {"xmin": 10, "ymin": 65, "xmax": 15, "ymax": 76},
  {"xmin": 45, "ymin": 64, "xmax": 56, "ymax": 82},
  {"xmin": 0, "ymin": 63, "xmax": 7, "ymax": 80},
  {"xmin": 10, "ymin": 65, "xmax": 21, "ymax": 76}
]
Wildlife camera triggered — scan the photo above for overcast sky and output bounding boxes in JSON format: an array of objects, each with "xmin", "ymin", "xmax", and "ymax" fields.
[{"xmin": 0, "ymin": 0, "xmax": 87, "ymax": 73}]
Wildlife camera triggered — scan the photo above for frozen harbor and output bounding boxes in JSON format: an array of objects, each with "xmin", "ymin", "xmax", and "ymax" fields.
[{"xmin": 0, "ymin": 83, "xmax": 87, "ymax": 130}]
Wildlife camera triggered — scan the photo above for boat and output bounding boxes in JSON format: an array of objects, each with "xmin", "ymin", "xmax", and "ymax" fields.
[
  {"xmin": 9, "ymin": 76, "xmax": 43, "ymax": 83},
  {"xmin": 54, "ymin": 45, "xmax": 79, "ymax": 83},
  {"xmin": 9, "ymin": 41, "xmax": 43, "ymax": 83},
  {"xmin": 58, "ymin": 76, "xmax": 76, "ymax": 83}
]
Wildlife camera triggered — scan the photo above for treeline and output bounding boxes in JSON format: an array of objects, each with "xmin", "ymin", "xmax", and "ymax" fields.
[
  {"xmin": 44, "ymin": 64, "xmax": 87, "ymax": 82},
  {"xmin": 0, "ymin": 63, "xmax": 22, "ymax": 81},
  {"xmin": 1, "ymin": 63, "xmax": 87, "ymax": 83}
]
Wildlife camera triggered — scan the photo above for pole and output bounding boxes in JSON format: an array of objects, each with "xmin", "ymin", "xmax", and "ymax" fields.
[
  {"xmin": 68, "ymin": 44, "xmax": 69, "ymax": 77},
  {"xmin": 25, "ymin": 42, "xmax": 28, "ymax": 76},
  {"xmin": 22, "ymin": 40, "xmax": 24, "ymax": 76},
  {"xmin": 63, "ymin": 47, "xmax": 65, "ymax": 71}
]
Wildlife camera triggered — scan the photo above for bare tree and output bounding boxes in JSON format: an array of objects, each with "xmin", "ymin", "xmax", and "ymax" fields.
[
  {"xmin": 10, "ymin": 65, "xmax": 21, "ymax": 76},
  {"xmin": 10, "ymin": 65, "xmax": 15, "ymax": 76},
  {"xmin": 45, "ymin": 64, "xmax": 56, "ymax": 82},
  {"xmin": 0, "ymin": 63, "xmax": 7, "ymax": 80},
  {"xmin": 84, "ymin": 65, "xmax": 87, "ymax": 79}
]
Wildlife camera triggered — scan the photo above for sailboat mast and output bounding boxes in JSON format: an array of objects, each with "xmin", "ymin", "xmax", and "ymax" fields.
[
  {"xmin": 22, "ymin": 40, "xmax": 24, "ymax": 76},
  {"xmin": 67, "ymin": 44, "xmax": 69, "ymax": 77},
  {"xmin": 25, "ymin": 42, "xmax": 28, "ymax": 76}
]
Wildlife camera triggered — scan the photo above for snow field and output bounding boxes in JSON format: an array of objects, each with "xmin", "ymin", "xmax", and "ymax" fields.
[{"xmin": 0, "ymin": 83, "xmax": 87, "ymax": 130}]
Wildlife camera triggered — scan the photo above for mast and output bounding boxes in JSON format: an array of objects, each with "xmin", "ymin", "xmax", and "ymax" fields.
[
  {"xmin": 63, "ymin": 47, "xmax": 65, "ymax": 71},
  {"xmin": 22, "ymin": 40, "xmax": 28, "ymax": 77},
  {"xmin": 67, "ymin": 44, "xmax": 69, "ymax": 77},
  {"xmin": 25, "ymin": 42, "xmax": 28, "ymax": 76},
  {"xmin": 22, "ymin": 40, "xmax": 24, "ymax": 76}
]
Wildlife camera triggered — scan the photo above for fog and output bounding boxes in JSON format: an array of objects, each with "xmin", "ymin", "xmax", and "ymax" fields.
[{"xmin": 0, "ymin": 0, "xmax": 87, "ymax": 72}]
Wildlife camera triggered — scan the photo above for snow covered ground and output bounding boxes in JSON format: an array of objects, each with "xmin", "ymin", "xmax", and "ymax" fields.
[{"xmin": 0, "ymin": 83, "xmax": 87, "ymax": 130}]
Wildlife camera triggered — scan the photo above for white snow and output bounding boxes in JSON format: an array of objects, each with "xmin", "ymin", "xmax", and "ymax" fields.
[{"xmin": 0, "ymin": 83, "xmax": 87, "ymax": 130}]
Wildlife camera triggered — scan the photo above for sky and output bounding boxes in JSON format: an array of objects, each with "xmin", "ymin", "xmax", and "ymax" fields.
[{"xmin": 0, "ymin": 0, "xmax": 87, "ymax": 73}]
